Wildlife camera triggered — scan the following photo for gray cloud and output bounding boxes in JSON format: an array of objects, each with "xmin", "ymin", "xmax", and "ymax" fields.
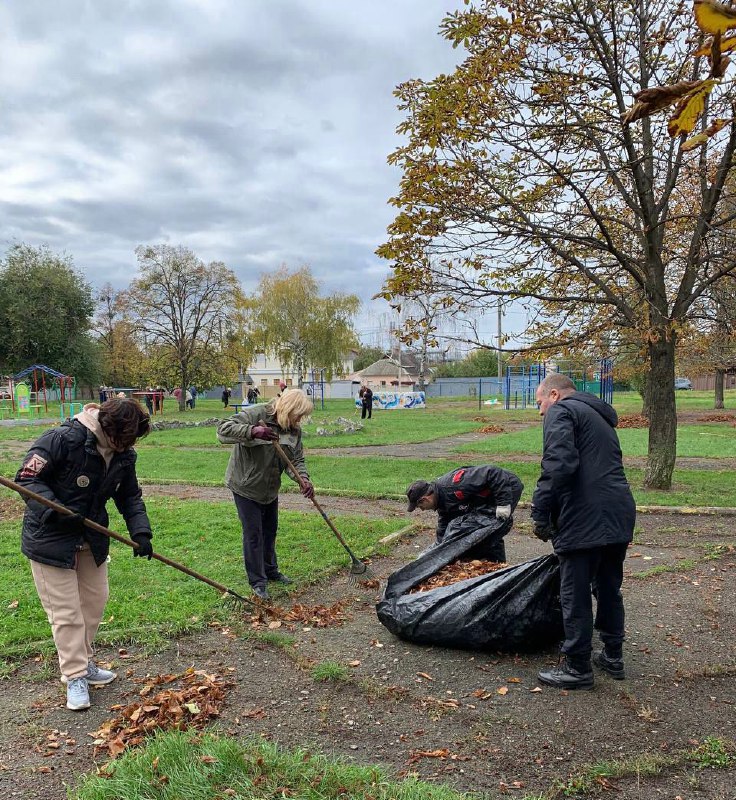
[{"xmin": 0, "ymin": 1, "xmax": 465, "ymax": 331}]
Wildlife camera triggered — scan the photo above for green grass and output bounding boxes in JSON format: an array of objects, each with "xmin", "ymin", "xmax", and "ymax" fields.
[
  {"xmin": 4, "ymin": 449, "xmax": 736, "ymax": 508},
  {"xmin": 311, "ymin": 660, "xmax": 349, "ymax": 682},
  {"xmin": 70, "ymin": 729, "xmax": 473, "ymax": 800},
  {"xmin": 457, "ymin": 422, "xmax": 736, "ymax": 458},
  {"xmin": 0, "ymin": 498, "xmax": 401, "ymax": 659}
]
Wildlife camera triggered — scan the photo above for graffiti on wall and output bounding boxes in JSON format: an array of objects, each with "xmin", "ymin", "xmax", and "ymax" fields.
[{"xmin": 356, "ymin": 391, "xmax": 426, "ymax": 410}]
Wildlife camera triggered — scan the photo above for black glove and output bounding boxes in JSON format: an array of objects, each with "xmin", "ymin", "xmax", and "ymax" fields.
[
  {"xmin": 301, "ymin": 480, "xmax": 315, "ymax": 500},
  {"xmin": 54, "ymin": 512, "xmax": 85, "ymax": 533},
  {"xmin": 533, "ymin": 522, "xmax": 553, "ymax": 542},
  {"xmin": 132, "ymin": 533, "xmax": 153, "ymax": 559},
  {"xmin": 251, "ymin": 424, "xmax": 277, "ymax": 441}
]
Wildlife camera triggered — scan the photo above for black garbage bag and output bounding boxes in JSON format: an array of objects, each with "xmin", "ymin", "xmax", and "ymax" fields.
[{"xmin": 376, "ymin": 510, "xmax": 563, "ymax": 652}]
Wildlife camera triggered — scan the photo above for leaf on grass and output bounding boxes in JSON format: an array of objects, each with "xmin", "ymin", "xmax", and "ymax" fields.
[
  {"xmin": 497, "ymin": 686, "xmax": 509, "ymax": 695},
  {"xmin": 108, "ymin": 737, "xmax": 126, "ymax": 757},
  {"xmin": 694, "ymin": 0, "xmax": 736, "ymax": 34},
  {"xmin": 681, "ymin": 118, "xmax": 732, "ymax": 150},
  {"xmin": 348, "ymin": 660, "xmax": 361, "ymax": 667},
  {"xmin": 184, "ymin": 702, "xmax": 200, "ymax": 715},
  {"xmin": 7, "ymin": 600, "xmax": 18, "ymax": 609},
  {"xmin": 507, "ymin": 677, "xmax": 522, "ymax": 684},
  {"xmin": 416, "ymin": 672, "xmax": 434, "ymax": 681},
  {"xmin": 668, "ymin": 81, "xmax": 718, "ymax": 138}
]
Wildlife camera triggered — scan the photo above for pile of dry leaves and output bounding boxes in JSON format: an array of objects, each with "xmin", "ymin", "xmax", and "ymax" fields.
[
  {"xmin": 91, "ymin": 668, "xmax": 232, "ymax": 759},
  {"xmin": 617, "ymin": 414, "xmax": 649, "ymax": 428},
  {"xmin": 409, "ymin": 559, "xmax": 507, "ymax": 593},
  {"xmin": 244, "ymin": 600, "xmax": 352, "ymax": 630},
  {"xmin": 477, "ymin": 424, "xmax": 505, "ymax": 434},
  {"xmin": 696, "ymin": 413, "xmax": 736, "ymax": 423}
]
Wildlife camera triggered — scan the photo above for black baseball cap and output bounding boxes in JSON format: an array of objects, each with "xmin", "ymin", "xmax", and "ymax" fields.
[{"xmin": 406, "ymin": 480, "xmax": 432, "ymax": 512}]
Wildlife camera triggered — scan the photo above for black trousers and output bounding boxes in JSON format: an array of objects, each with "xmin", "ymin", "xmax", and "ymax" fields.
[
  {"xmin": 557, "ymin": 542, "xmax": 628, "ymax": 665},
  {"xmin": 233, "ymin": 493, "xmax": 280, "ymax": 589},
  {"xmin": 361, "ymin": 402, "xmax": 372, "ymax": 419}
]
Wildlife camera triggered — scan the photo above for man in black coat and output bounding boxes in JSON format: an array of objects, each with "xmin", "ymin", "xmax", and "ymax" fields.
[
  {"xmin": 531, "ymin": 374, "xmax": 635, "ymax": 689},
  {"xmin": 406, "ymin": 464, "xmax": 524, "ymax": 561}
]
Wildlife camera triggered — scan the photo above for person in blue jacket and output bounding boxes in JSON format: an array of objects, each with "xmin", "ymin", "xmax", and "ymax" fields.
[{"xmin": 531, "ymin": 373, "xmax": 635, "ymax": 690}]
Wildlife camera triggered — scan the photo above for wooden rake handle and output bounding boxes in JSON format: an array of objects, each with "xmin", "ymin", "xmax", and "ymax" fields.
[
  {"xmin": 0, "ymin": 474, "xmax": 254, "ymax": 606},
  {"xmin": 271, "ymin": 440, "xmax": 362, "ymax": 562}
]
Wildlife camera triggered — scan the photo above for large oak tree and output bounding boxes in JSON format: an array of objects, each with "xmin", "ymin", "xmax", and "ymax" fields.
[
  {"xmin": 378, "ymin": 0, "xmax": 736, "ymax": 488},
  {"xmin": 127, "ymin": 245, "xmax": 249, "ymax": 409}
]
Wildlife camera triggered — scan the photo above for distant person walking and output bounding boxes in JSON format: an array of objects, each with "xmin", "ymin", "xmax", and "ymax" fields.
[
  {"xmin": 188, "ymin": 385, "xmax": 197, "ymax": 409},
  {"xmin": 221, "ymin": 387, "xmax": 232, "ymax": 408},
  {"xmin": 185, "ymin": 389, "xmax": 193, "ymax": 410},
  {"xmin": 359, "ymin": 385, "xmax": 373, "ymax": 419},
  {"xmin": 531, "ymin": 374, "xmax": 635, "ymax": 690}
]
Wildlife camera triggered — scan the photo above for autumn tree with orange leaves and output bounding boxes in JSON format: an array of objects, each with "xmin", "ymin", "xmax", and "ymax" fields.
[{"xmin": 378, "ymin": 0, "xmax": 736, "ymax": 489}]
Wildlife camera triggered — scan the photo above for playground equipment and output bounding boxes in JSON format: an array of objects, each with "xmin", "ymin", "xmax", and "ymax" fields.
[
  {"xmin": 60, "ymin": 402, "xmax": 84, "ymax": 420},
  {"xmin": 503, "ymin": 358, "xmax": 614, "ymax": 410},
  {"xmin": 302, "ymin": 368, "xmax": 326, "ymax": 410},
  {"xmin": 12, "ymin": 364, "xmax": 75, "ymax": 417}
]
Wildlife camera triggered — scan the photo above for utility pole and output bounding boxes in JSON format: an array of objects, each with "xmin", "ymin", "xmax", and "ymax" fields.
[{"xmin": 497, "ymin": 301, "xmax": 503, "ymax": 387}]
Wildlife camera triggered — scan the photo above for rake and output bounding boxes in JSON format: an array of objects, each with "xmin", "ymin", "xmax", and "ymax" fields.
[
  {"xmin": 271, "ymin": 440, "xmax": 375, "ymax": 584},
  {"xmin": 0, "ymin": 474, "xmax": 269, "ymax": 613}
]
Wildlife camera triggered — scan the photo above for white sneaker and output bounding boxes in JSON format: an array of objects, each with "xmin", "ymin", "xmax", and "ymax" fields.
[
  {"xmin": 85, "ymin": 660, "xmax": 117, "ymax": 685},
  {"xmin": 62, "ymin": 660, "xmax": 117, "ymax": 685},
  {"xmin": 66, "ymin": 677, "xmax": 90, "ymax": 711}
]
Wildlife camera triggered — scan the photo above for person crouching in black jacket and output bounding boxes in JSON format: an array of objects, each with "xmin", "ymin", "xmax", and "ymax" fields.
[
  {"xmin": 17, "ymin": 398, "xmax": 154, "ymax": 712},
  {"xmin": 406, "ymin": 464, "xmax": 524, "ymax": 561},
  {"xmin": 531, "ymin": 374, "xmax": 635, "ymax": 690}
]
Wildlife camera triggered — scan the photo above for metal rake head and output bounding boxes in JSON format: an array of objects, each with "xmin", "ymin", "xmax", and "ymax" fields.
[{"xmin": 347, "ymin": 559, "xmax": 376, "ymax": 586}]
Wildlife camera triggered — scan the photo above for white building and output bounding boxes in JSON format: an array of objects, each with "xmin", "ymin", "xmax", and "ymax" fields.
[{"xmin": 241, "ymin": 351, "xmax": 358, "ymax": 399}]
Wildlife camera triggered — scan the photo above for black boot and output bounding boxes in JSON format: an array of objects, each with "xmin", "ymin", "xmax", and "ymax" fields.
[
  {"xmin": 538, "ymin": 657, "xmax": 594, "ymax": 690},
  {"xmin": 593, "ymin": 649, "xmax": 625, "ymax": 680}
]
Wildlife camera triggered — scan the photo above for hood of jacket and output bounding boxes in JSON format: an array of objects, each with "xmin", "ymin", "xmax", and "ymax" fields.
[
  {"xmin": 562, "ymin": 391, "xmax": 618, "ymax": 428},
  {"xmin": 74, "ymin": 403, "xmax": 117, "ymax": 465}
]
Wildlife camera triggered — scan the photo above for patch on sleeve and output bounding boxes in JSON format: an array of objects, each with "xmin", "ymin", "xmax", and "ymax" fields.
[
  {"xmin": 452, "ymin": 469, "xmax": 465, "ymax": 484},
  {"xmin": 19, "ymin": 453, "xmax": 48, "ymax": 479}
]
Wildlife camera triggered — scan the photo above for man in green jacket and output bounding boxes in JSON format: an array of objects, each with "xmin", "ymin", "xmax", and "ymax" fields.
[{"xmin": 217, "ymin": 389, "xmax": 314, "ymax": 600}]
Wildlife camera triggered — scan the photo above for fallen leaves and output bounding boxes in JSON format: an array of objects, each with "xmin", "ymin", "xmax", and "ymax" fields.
[
  {"xmin": 89, "ymin": 668, "xmax": 232, "ymax": 759},
  {"xmin": 242, "ymin": 601, "xmax": 353, "ymax": 630},
  {"xmin": 477, "ymin": 424, "xmax": 505, "ymax": 434},
  {"xmin": 406, "ymin": 748, "xmax": 470, "ymax": 765},
  {"xmin": 409, "ymin": 559, "xmax": 507, "ymax": 593},
  {"xmin": 617, "ymin": 414, "xmax": 650, "ymax": 429}
]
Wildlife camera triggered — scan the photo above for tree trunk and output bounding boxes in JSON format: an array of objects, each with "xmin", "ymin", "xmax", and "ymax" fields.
[
  {"xmin": 714, "ymin": 369, "xmax": 725, "ymax": 409},
  {"xmin": 644, "ymin": 336, "xmax": 677, "ymax": 490},
  {"xmin": 639, "ymin": 373, "xmax": 651, "ymax": 419}
]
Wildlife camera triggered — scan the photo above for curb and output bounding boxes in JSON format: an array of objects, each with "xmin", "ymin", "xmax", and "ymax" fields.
[
  {"xmin": 515, "ymin": 500, "xmax": 736, "ymax": 516},
  {"xmin": 379, "ymin": 522, "xmax": 424, "ymax": 545}
]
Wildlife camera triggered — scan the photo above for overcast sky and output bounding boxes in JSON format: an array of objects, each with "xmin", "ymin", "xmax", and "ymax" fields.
[{"xmin": 0, "ymin": 1, "xmax": 528, "ymax": 348}]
